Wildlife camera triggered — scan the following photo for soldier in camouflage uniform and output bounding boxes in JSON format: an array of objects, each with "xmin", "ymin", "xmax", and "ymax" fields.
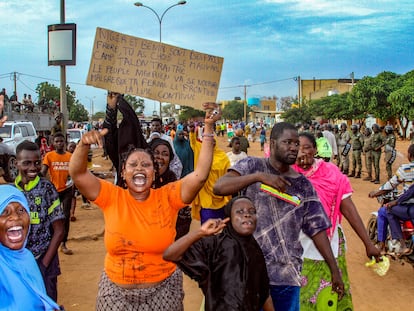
[
  {"xmin": 371, "ymin": 124, "xmax": 384, "ymax": 184},
  {"xmin": 384, "ymin": 125, "xmax": 396, "ymax": 179},
  {"xmin": 362, "ymin": 127, "xmax": 373, "ymax": 181},
  {"xmin": 338, "ymin": 123, "xmax": 351, "ymax": 174},
  {"xmin": 348, "ymin": 124, "xmax": 364, "ymax": 178},
  {"xmin": 333, "ymin": 125, "xmax": 341, "ymax": 167}
]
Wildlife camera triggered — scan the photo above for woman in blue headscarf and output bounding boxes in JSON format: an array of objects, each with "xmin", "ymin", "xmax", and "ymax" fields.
[
  {"xmin": 0, "ymin": 185, "xmax": 61, "ymax": 311},
  {"xmin": 173, "ymin": 129, "xmax": 194, "ymax": 178}
]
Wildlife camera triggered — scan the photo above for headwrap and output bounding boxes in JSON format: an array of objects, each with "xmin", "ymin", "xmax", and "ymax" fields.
[
  {"xmin": 292, "ymin": 159, "xmax": 352, "ymax": 238},
  {"xmin": 0, "ymin": 185, "xmax": 60, "ymax": 311},
  {"xmin": 149, "ymin": 138, "xmax": 177, "ymax": 188},
  {"xmin": 103, "ymin": 95, "xmax": 148, "ymax": 187},
  {"xmin": 223, "ymin": 196, "xmax": 256, "ymax": 242},
  {"xmin": 150, "ymin": 138, "xmax": 174, "ymax": 162},
  {"xmin": 173, "ymin": 130, "xmax": 194, "ymax": 178}
]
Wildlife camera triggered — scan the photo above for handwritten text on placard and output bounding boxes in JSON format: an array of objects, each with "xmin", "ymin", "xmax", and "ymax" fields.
[{"xmin": 86, "ymin": 28, "xmax": 224, "ymax": 109}]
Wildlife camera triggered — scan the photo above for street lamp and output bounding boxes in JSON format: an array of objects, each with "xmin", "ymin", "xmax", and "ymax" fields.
[
  {"xmin": 85, "ymin": 96, "xmax": 95, "ymax": 124},
  {"xmin": 134, "ymin": 1, "xmax": 186, "ymax": 120}
]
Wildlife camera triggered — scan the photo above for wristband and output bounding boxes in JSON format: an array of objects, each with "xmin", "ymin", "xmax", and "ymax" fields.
[{"xmin": 202, "ymin": 133, "xmax": 215, "ymax": 137}]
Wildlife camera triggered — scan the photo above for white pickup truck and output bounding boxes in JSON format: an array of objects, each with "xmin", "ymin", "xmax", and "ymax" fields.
[{"xmin": 0, "ymin": 120, "xmax": 38, "ymax": 182}]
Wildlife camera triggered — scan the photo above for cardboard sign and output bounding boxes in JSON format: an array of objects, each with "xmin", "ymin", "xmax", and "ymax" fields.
[{"xmin": 86, "ymin": 27, "xmax": 224, "ymax": 109}]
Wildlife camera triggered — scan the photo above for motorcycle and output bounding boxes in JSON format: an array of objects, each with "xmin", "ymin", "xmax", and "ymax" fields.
[{"xmin": 366, "ymin": 190, "xmax": 414, "ymax": 267}]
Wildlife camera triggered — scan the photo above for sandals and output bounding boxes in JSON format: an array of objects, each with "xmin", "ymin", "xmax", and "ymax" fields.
[
  {"xmin": 61, "ymin": 244, "xmax": 73, "ymax": 255},
  {"xmin": 81, "ymin": 203, "xmax": 95, "ymax": 210},
  {"xmin": 398, "ymin": 247, "xmax": 413, "ymax": 256}
]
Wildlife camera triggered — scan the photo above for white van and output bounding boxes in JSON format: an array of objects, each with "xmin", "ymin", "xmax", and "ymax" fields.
[
  {"xmin": 67, "ymin": 128, "xmax": 86, "ymax": 144},
  {"xmin": 0, "ymin": 121, "xmax": 37, "ymax": 153}
]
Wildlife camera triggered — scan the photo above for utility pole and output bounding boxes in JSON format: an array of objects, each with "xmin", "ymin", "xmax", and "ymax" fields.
[
  {"xmin": 60, "ymin": 0, "xmax": 68, "ymax": 133},
  {"xmin": 13, "ymin": 72, "xmax": 17, "ymax": 95},
  {"xmin": 243, "ymin": 85, "xmax": 247, "ymax": 122}
]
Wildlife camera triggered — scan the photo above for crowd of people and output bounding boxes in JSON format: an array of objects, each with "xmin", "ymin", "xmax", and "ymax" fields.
[
  {"xmin": 0, "ymin": 87, "xmax": 60, "ymax": 114},
  {"xmin": 1, "ymin": 90, "xmax": 413, "ymax": 310}
]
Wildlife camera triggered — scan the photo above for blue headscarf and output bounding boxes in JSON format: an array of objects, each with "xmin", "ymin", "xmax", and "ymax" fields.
[
  {"xmin": 173, "ymin": 129, "xmax": 194, "ymax": 178},
  {"xmin": 0, "ymin": 185, "xmax": 60, "ymax": 311}
]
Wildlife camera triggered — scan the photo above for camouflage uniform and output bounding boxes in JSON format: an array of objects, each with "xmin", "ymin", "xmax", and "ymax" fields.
[
  {"xmin": 363, "ymin": 131, "xmax": 373, "ymax": 180},
  {"xmin": 338, "ymin": 129, "xmax": 351, "ymax": 174},
  {"xmin": 349, "ymin": 130, "xmax": 364, "ymax": 178},
  {"xmin": 371, "ymin": 130, "xmax": 384, "ymax": 183},
  {"xmin": 384, "ymin": 133, "xmax": 396, "ymax": 179}
]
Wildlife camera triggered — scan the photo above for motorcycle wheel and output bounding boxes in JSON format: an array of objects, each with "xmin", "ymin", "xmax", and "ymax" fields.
[{"xmin": 366, "ymin": 214, "xmax": 378, "ymax": 242}]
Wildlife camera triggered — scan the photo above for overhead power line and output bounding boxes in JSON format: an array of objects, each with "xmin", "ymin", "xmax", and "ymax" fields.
[{"xmin": 220, "ymin": 76, "xmax": 297, "ymax": 90}]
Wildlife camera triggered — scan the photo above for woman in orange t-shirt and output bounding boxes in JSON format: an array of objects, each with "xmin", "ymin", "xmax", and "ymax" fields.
[{"xmin": 69, "ymin": 99, "xmax": 221, "ymax": 311}]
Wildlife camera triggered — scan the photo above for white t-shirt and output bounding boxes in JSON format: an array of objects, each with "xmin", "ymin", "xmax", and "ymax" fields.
[{"xmin": 226, "ymin": 151, "xmax": 248, "ymax": 166}]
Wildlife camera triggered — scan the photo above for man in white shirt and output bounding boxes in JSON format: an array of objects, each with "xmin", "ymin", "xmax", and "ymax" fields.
[{"xmin": 322, "ymin": 123, "xmax": 338, "ymax": 162}]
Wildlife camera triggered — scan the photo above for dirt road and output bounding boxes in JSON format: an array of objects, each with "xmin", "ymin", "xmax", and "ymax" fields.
[{"xmin": 15, "ymin": 135, "xmax": 414, "ymax": 310}]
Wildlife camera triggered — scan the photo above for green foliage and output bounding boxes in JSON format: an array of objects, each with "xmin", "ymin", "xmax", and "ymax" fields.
[
  {"xmin": 221, "ymin": 100, "xmax": 247, "ymax": 120},
  {"xmin": 388, "ymin": 73, "xmax": 414, "ymax": 138},
  {"xmin": 124, "ymin": 94, "xmax": 145, "ymax": 114},
  {"xmin": 69, "ymin": 101, "xmax": 89, "ymax": 122},
  {"xmin": 178, "ymin": 106, "xmax": 205, "ymax": 121},
  {"xmin": 310, "ymin": 93, "xmax": 359, "ymax": 121},
  {"xmin": 388, "ymin": 81, "xmax": 414, "ymax": 118},
  {"xmin": 162, "ymin": 103, "xmax": 178, "ymax": 118},
  {"xmin": 279, "ymin": 96, "xmax": 296, "ymax": 111},
  {"xmin": 94, "ymin": 111, "xmax": 106, "ymax": 120},
  {"xmin": 35, "ymin": 82, "xmax": 77, "ymax": 112},
  {"xmin": 281, "ymin": 105, "xmax": 313, "ymax": 125}
]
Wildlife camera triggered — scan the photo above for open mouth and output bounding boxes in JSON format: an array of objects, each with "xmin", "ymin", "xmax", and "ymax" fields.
[
  {"xmin": 133, "ymin": 173, "xmax": 147, "ymax": 186},
  {"xmin": 241, "ymin": 220, "xmax": 254, "ymax": 227},
  {"xmin": 7, "ymin": 226, "xmax": 24, "ymax": 242},
  {"xmin": 27, "ymin": 171, "xmax": 38, "ymax": 179}
]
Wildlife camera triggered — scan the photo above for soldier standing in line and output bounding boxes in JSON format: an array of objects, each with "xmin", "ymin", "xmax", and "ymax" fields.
[
  {"xmin": 362, "ymin": 127, "xmax": 374, "ymax": 181},
  {"xmin": 384, "ymin": 125, "xmax": 397, "ymax": 179},
  {"xmin": 338, "ymin": 123, "xmax": 351, "ymax": 175},
  {"xmin": 348, "ymin": 124, "xmax": 364, "ymax": 178},
  {"xmin": 371, "ymin": 124, "xmax": 384, "ymax": 184},
  {"xmin": 333, "ymin": 125, "xmax": 341, "ymax": 167}
]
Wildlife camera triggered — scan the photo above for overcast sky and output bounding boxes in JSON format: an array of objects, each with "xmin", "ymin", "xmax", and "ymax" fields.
[{"xmin": 1, "ymin": 0, "xmax": 413, "ymax": 115}]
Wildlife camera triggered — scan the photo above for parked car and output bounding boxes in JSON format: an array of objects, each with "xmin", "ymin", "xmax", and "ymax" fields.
[
  {"xmin": 0, "ymin": 141, "xmax": 17, "ymax": 182},
  {"xmin": 0, "ymin": 121, "xmax": 37, "ymax": 154},
  {"xmin": 67, "ymin": 128, "xmax": 86, "ymax": 144},
  {"xmin": 0, "ymin": 121, "xmax": 38, "ymax": 182}
]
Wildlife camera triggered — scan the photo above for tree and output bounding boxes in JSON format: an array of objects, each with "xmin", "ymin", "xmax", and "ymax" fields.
[
  {"xmin": 279, "ymin": 96, "xmax": 296, "ymax": 111},
  {"xmin": 222, "ymin": 100, "xmax": 245, "ymax": 120},
  {"xmin": 281, "ymin": 105, "xmax": 313, "ymax": 125},
  {"xmin": 316, "ymin": 93, "xmax": 359, "ymax": 121},
  {"xmin": 162, "ymin": 103, "xmax": 178, "ymax": 119},
  {"xmin": 348, "ymin": 76, "xmax": 377, "ymax": 119},
  {"xmin": 178, "ymin": 106, "xmax": 204, "ymax": 121},
  {"xmin": 348, "ymin": 72, "xmax": 402, "ymax": 121},
  {"xmin": 93, "ymin": 111, "xmax": 106, "ymax": 120},
  {"xmin": 388, "ymin": 74, "xmax": 414, "ymax": 139},
  {"xmin": 35, "ymin": 82, "xmax": 77, "ymax": 113},
  {"xmin": 124, "ymin": 94, "xmax": 145, "ymax": 114},
  {"xmin": 69, "ymin": 102, "xmax": 89, "ymax": 122}
]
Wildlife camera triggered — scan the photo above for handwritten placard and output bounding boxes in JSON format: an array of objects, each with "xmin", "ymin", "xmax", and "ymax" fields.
[{"xmin": 86, "ymin": 27, "xmax": 224, "ymax": 109}]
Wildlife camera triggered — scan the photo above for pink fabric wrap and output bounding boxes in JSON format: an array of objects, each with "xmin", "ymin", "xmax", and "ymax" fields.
[{"xmin": 292, "ymin": 159, "xmax": 353, "ymax": 238}]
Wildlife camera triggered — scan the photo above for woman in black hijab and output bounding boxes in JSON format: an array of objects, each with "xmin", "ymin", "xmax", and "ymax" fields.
[{"xmin": 163, "ymin": 196, "xmax": 274, "ymax": 311}]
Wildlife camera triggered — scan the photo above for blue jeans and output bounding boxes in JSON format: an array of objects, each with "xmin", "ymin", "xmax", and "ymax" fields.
[
  {"xmin": 269, "ymin": 285, "xmax": 300, "ymax": 311},
  {"xmin": 387, "ymin": 204, "xmax": 414, "ymax": 240},
  {"xmin": 377, "ymin": 206, "xmax": 389, "ymax": 242}
]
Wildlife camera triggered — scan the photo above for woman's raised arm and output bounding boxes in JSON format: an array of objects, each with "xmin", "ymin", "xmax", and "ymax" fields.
[
  {"xmin": 180, "ymin": 103, "xmax": 220, "ymax": 204},
  {"xmin": 69, "ymin": 129, "xmax": 108, "ymax": 201}
]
